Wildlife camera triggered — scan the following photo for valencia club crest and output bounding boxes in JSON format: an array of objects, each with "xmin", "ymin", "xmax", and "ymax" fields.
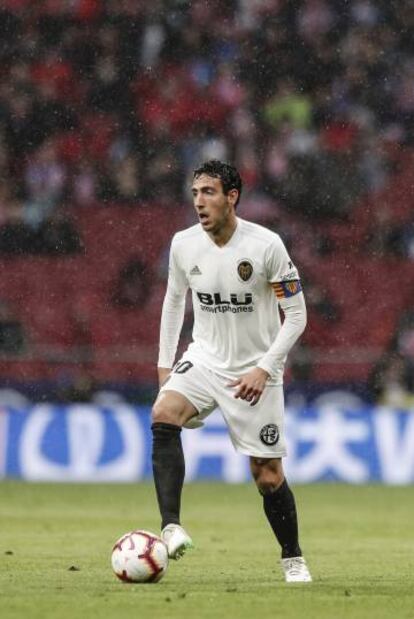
[{"xmin": 237, "ymin": 259, "xmax": 253, "ymax": 282}]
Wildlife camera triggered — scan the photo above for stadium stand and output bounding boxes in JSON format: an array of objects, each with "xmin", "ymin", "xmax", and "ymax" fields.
[{"xmin": 0, "ymin": 1, "xmax": 413, "ymax": 396}]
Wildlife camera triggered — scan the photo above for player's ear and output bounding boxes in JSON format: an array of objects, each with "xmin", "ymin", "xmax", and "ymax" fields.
[{"xmin": 227, "ymin": 188, "xmax": 239, "ymax": 208}]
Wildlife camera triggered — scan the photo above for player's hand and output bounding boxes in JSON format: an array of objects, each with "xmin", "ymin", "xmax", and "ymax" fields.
[
  {"xmin": 227, "ymin": 367, "xmax": 270, "ymax": 406},
  {"xmin": 158, "ymin": 367, "xmax": 171, "ymax": 388}
]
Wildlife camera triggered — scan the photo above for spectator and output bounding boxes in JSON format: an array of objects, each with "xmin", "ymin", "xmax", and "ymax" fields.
[
  {"xmin": 112, "ymin": 257, "xmax": 152, "ymax": 309},
  {"xmin": 369, "ymin": 352, "xmax": 414, "ymax": 409},
  {"xmin": 263, "ymin": 79, "xmax": 313, "ymax": 131},
  {"xmin": 0, "ymin": 206, "xmax": 82, "ymax": 255},
  {"xmin": 395, "ymin": 311, "xmax": 414, "ymax": 362},
  {"xmin": 303, "ymin": 272, "xmax": 341, "ymax": 325},
  {"xmin": 0, "ymin": 184, "xmax": 32, "ymax": 254},
  {"xmin": 24, "ymin": 138, "xmax": 67, "ymax": 227},
  {"xmin": 35, "ymin": 210, "xmax": 83, "ymax": 255},
  {"xmin": 98, "ymin": 155, "xmax": 144, "ymax": 204},
  {"xmin": 55, "ymin": 370, "xmax": 97, "ymax": 403},
  {"xmin": 0, "ymin": 300, "xmax": 26, "ymax": 355}
]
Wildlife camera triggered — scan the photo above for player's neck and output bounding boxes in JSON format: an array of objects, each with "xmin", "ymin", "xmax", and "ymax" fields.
[{"xmin": 208, "ymin": 215, "xmax": 238, "ymax": 247}]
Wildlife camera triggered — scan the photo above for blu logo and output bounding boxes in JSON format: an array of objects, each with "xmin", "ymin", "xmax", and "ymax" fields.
[{"xmin": 197, "ymin": 292, "xmax": 253, "ymax": 306}]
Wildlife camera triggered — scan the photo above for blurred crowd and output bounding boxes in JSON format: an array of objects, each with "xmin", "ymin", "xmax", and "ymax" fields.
[{"xmin": 1, "ymin": 0, "xmax": 413, "ymax": 235}]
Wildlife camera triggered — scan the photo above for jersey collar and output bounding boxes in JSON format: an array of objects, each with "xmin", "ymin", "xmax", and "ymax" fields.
[{"xmin": 204, "ymin": 217, "xmax": 242, "ymax": 249}]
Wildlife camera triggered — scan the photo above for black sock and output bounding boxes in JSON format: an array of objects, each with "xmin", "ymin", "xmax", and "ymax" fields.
[
  {"xmin": 152, "ymin": 422, "xmax": 185, "ymax": 530},
  {"xmin": 262, "ymin": 479, "xmax": 302, "ymax": 559}
]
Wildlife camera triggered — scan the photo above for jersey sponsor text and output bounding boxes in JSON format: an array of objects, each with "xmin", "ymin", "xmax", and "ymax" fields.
[{"xmin": 197, "ymin": 291, "xmax": 254, "ymax": 314}]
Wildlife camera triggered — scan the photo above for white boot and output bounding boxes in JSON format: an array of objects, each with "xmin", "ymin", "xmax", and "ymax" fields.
[
  {"xmin": 161, "ymin": 524, "xmax": 194, "ymax": 560},
  {"xmin": 281, "ymin": 556, "xmax": 312, "ymax": 582}
]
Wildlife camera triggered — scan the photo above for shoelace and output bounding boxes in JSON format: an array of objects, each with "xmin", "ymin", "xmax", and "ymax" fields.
[{"xmin": 285, "ymin": 558, "xmax": 305, "ymax": 574}]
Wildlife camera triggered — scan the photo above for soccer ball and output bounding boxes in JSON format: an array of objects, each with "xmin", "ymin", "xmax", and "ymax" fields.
[{"xmin": 111, "ymin": 530, "xmax": 169, "ymax": 583}]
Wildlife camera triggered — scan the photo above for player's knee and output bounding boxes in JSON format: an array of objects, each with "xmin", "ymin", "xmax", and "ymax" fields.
[
  {"xmin": 250, "ymin": 458, "xmax": 285, "ymax": 495},
  {"xmin": 256, "ymin": 478, "xmax": 283, "ymax": 495},
  {"xmin": 152, "ymin": 401, "xmax": 182, "ymax": 426}
]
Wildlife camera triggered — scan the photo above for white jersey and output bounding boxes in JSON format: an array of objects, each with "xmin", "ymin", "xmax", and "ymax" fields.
[{"xmin": 158, "ymin": 217, "xmax": 306, "ymax": 384}]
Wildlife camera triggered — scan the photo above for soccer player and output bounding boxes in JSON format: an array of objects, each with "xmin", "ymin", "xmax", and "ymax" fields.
[{"xmin": 152, "ymin": 160, "xmax": 312, "ymax": 583}]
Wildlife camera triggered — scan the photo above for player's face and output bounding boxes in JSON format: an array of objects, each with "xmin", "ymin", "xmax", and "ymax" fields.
[{"xmin": 191, "ymin": 175, "xmax": 238, "ymax": 234}]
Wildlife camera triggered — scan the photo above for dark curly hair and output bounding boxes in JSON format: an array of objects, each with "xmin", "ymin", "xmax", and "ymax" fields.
[{"xmin": 193, "ymin": 160, "xmax": 243, "ymax": 206}]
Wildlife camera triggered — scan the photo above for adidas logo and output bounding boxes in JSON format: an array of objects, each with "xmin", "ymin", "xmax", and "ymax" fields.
[{"xmin": 190, "ymin": 265, "xmax": 202, "ymax": 275}]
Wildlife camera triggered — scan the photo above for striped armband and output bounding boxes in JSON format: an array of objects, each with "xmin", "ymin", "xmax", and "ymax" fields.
[{"xmin": 271, "ymin": 280, "xmax": 302, "ymax": 299}]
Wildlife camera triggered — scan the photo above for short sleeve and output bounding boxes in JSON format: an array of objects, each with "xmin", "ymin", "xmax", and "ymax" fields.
[{"xmin": 266, "ymin": 235, "xmax": 300, "ymax": 283}]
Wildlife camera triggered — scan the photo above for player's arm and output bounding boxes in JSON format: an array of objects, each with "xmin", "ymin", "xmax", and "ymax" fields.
[
  {"xmin": 230, "ymin": 237, "xmax": 306, "ymax": 405},
  {"xmin": 257, "ymin": 283, "xmax": 307, "ymax": 378},
  {"xmin": 257, "ymin": 235, "xmax": 307, "ymax": 379},
  {"xmin": 231, "ymin": 287, "xmax": 306, "ymax": 405},
  {"xmin": 158, "ymin": 367, "xmax": 172, "ymax": 388},
  {"xmin": 157, "ymin": 240, "xmax": 189, "ymax": 388},
  {"xmin": 230, "ymin": 291, "xmax": 306, "ymax": 405}
]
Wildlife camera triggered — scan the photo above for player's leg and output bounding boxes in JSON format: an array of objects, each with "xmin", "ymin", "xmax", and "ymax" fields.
[
  {"xmin": 152, "ymin": 364, "xmax": 217, "ymax": 559},
  {"xmin": 250, "ymin": 457, "xmax": 311, "ymax": 582},
  {"xmin": 152, "ymin": 390, "xmax": 196, "ymax": 558},
  {"xmin": 212, "ymin": 377, "xmax": 311, "ymax": 581},
  {"xmin": 250, "ymin": 457, "xmax": 301, "ymax": 558}
]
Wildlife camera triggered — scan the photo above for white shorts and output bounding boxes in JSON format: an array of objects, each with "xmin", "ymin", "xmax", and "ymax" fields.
[{"xmin": 159, "ymin": 360, "xmax": 287, "ymax": 458}]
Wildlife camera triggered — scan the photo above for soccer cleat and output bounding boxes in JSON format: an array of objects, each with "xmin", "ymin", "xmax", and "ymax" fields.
[
  {"xmin": 281, "ymin": 556, "xmax": 312, "ymax": 583},
  {"xmin": 161, "ymin": 524, "xmax": 194, "ymax": 560}
]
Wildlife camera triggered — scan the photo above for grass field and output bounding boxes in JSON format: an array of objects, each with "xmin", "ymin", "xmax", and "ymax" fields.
[{"xmin": 1, "ymin": 482, "xmax": 413, "ymax": 619}]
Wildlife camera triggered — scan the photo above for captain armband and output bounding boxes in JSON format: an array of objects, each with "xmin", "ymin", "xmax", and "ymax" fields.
[{"xmin": 271, "ymin": 280, "xmax": 302, "ymax": 300}]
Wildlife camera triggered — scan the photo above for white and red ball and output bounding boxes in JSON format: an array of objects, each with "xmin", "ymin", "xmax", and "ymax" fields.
[{"xmin": 111, "ymin": 530, "xmax": 169, "ymax": 583}]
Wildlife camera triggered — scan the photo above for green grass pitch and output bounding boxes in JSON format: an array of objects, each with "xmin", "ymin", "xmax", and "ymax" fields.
[{"xmin": 1, "ymin": 482, "xmax": 414, "ymax": 619}]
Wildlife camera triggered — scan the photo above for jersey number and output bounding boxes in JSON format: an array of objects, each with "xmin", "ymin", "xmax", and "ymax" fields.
[{"xmin": 174, "ymin": 361, "xmax": 194, "ymax": 374}]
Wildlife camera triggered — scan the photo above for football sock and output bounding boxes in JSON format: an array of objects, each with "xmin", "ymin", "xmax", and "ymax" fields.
[
  {"xmin": 262, "ymin": 479, "xmax": 302, "ymax": 559},
  {"xmin": 152, "ymin": 422, "xmax": 185, "ymax": 530}
]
